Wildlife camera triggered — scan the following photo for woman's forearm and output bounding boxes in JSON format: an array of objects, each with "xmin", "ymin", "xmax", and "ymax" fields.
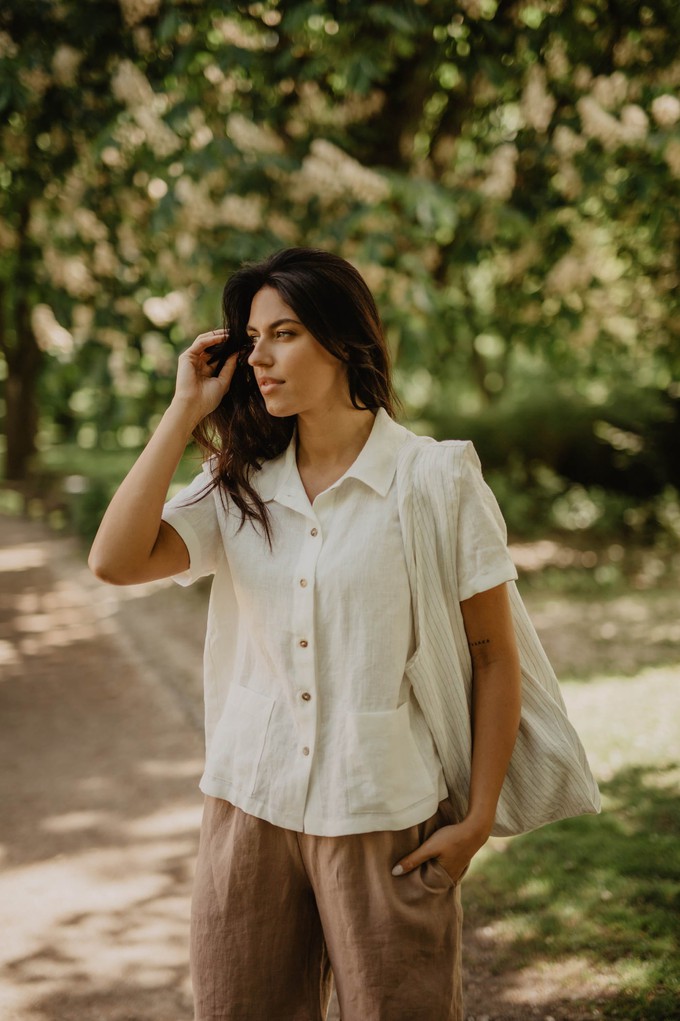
[
  {"xmin": 88, "ymin": 399, "xmax": 199, "ymax": 583},
  {"xmin": 464, "ymin": 655, "xmax": 522, "ymax": 838}
]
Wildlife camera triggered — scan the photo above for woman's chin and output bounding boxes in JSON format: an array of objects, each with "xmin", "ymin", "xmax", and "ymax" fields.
[{"xmin": 262, "ymin": 396, "xmax": 294, "ymax": 417}]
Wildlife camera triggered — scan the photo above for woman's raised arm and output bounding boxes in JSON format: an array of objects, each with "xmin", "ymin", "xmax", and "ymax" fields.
[{"xmin": 88, "ymin": 332, "xmax": 237, "ymax": 586}]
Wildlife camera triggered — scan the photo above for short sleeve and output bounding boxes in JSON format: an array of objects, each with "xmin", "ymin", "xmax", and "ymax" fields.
[
  {"xmin": 161, "ymin": 463, "xmax": 221, "ymax": 587},
  {"xmin": 455, "ymin": 444, "xmax": 518, "ymax": 602}
]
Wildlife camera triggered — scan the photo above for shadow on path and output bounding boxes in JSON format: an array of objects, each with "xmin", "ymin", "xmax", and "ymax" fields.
[{"xmin": 0, "ymin": 516, "xmax": 204, "ymax": 1021}]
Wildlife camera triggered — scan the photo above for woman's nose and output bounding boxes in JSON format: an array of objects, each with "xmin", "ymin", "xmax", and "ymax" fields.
[{"xmin": 247, "ymin": 339, "xmax": 271, "ymax": 367}]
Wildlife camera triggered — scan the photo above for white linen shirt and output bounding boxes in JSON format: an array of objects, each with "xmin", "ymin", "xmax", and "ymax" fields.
[{"xmin": 161, "ymin": 408, "xmax": 517, "ymax": 836}]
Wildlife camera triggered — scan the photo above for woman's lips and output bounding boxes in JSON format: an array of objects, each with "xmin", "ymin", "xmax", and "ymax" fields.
[{"xmin": 259, "ymin": 380, "xmax": 283, "ymax": 395}]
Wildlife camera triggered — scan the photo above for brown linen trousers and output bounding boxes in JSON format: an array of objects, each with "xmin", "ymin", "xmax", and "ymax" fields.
[{"xmin": 190, "ymin": 795, "xmax": 464, "ymax": 1021}]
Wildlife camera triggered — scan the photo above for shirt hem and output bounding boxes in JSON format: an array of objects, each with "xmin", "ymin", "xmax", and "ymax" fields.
[{"xmin": 199, "ymin": 774, "xmax": 447, "ymax": 836}]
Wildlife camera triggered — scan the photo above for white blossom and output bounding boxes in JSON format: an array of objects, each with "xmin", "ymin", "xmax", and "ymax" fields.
[
  {"xmin": 480, "ymin": 144, "xmax": 517, "ymax": 201},
  {"xmin": 118, "ymin": 0, "xmax": 161, "ymax": 29},
  {"xmin": 552, "ymin": 125, "xmax": 586, "ymax": 158},
  {"xmin": 458, "ymin": 0, "xmax": 485, "ymax": 18},
  {"xmin": 0, "ymin": 31, "xmax": 18, "ymax": 58},
  {"xmin": 43, "ymin": 249, "xmax": 97, "ymax": 298},
  {"xmin": 590, "ymin": 72, "xmax": 628, "ymax": 110},
  {"xmin": 72, "ymin": 208, "xmax": 108, "ymax": 243},
  {"xmin": 132, "ymin": 25, "xmax": 153, "ymax": 52},
  {"xmin": 191, "ymin": 124, "xmax": 214, "ymax": 150},
  {"xmin": 143, "ymin": 291, "xmax": 189, "ymax": 327},
  {"xmin": 227, "ymin": 113, "xmax": 284, "ymax": 155},
  {"xmin": 173, "ymin": 177, "xmax": 217, "ymax": 230},
  {"xmin": 544, "ymin": 37, "xmax": 569, "ymax": 80},
  {"xmin": 295, "ymin": 81, "xmax": 386, "ymax": 128},
  {"xmin": 19, "ymin": 66, "xmax": 51, "ymax": 99},
  {"xmin": 93, "ymin": 241, "xmax": 119, "ymax": 276},
  {"xmin": 129, "ymin": 103, "xmax": 180, "ymax": 159},
  {"xmin": 175, "ymin": 232, "xmax": 197, "ymax": 259},
  {"xmin": 32, "ymin": 304, "xmax": 75, "ymax": 359},
  {"xmin": 553, "ymin": 160, "xmax": 582, "ymax": 200},
  {"xmin": 111, "ymin": 61, "xmax": 180, "ymax": 157},
  {"xmin": 98, "ymin": 328, "xmax": 128, "ymax": 349},
  {"xmin": 572, "ymin": 66, "xmax": 593, "ymax": 91},
  {"xmin": 101, "ymin": 146, "xmax": 124, "ymax": 168},
  {"xmin": 292, "ymin": 139, "xmax": 390, "ymax": 205},
  {"xmin": 112, "ymin": 59, "xmax": 154, "ymax": 106},
  {"xmin": 577, "ymin": 97, "xmax": 622, "ymax": 151},
  {"xmin": 651, "ymin": 94, "xmax": 680, "ymax": 128},
  {"xmin": 546, "ymin": 253, "xmax": 593, "ymax": 295},
  {"xmin": 521, "ymin": 65, "xmax": 556, "ymax": 133},
  {"xmin": 214, "ymin": 16, "xmax": 278, "ymax": 51},
  {"xmin": 117, "ymin": 221, "xmax": 143, "ymax": 263},
  {"xmin": 218, "ymin": 194, "xmax": 263, "ymax": 232},
  {"xmin": 71, "ymin": 305, "xmax": 94, "ymax": 345},
  {"xmin": 267, "ymin": 212, "xmax": 300, "ymax": 243},
  {"xmin": 619, "ymin": 104, "xmax": 648, "ymax": 143},
  {"xmin": 51, "ymin": 45, "xmax": 82, "ymax": 87}
]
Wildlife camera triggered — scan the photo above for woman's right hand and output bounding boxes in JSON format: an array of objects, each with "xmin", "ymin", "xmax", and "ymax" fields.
[{"xmin": 172, "ymin": 329, "xmax": 239, "ymax": 426}]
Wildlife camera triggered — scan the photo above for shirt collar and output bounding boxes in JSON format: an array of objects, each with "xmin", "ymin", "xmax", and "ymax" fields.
[{"xmin": 250, "ymin": 407, "xmax": 413, "ymax": 504}]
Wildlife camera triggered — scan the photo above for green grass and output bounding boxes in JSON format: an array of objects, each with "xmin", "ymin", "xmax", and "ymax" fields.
[{"xmin": 467, "ymin": 664, "xmax": 680, "ymax": 1018}]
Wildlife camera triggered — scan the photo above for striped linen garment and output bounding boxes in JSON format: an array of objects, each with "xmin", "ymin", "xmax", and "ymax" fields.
[{"xmin": 395, "ymin": 436, "xmax": 601, "ymax": 837}]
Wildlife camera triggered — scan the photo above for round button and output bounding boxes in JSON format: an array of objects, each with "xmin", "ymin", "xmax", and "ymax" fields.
[
  {"xmin": 301, "ymin": 692, "xmax": 311, "ymax": 701},
  {"xmin": 302, "ymin": 746, "xmax": 310, "ymax": 756},
  {"xmin": 299, "ymin": 639, "xmax": 308, "ymax": 648},
  {"xmin": 310, "ymin": 527, "xmax": 318, "ymax": 536},
  {"xmin": 300, "ymin": 578, "xmax": 308, "ymax": 587}
]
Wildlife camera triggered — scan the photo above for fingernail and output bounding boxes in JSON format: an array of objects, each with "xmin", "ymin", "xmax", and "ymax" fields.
[{"xmin": 391, "ymin": 864, "xmax": 404, "ymax": 876}]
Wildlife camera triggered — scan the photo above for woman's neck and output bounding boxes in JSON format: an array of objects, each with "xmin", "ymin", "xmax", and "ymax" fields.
[{"xmin": 295, "ymin": 405, "xmax": 376, "ymax": 472}]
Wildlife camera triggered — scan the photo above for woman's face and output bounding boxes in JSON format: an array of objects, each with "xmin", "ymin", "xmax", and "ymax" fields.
[{"xmin": 246, "ymin": 286, "xmax": 349, "ymax": 417}]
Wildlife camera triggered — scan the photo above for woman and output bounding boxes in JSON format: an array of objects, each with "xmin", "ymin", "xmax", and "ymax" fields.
[{"xmin": 89, "ymin": 247, "xmax": 523, "ymax": 1020}]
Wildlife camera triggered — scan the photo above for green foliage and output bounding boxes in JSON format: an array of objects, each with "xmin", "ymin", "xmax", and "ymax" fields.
[
  {"xmin": 1, "ymin": 0, "xmax": 679, "ymax": 529},
  {"xmin": 427, "ymin": 379, "xmax": 680, "ymax": 541}
]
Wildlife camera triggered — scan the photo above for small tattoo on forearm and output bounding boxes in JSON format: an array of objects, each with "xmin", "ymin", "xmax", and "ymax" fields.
[{"xmin": 470, "ymin": 638, "xmax": 490, "ymax": 647}]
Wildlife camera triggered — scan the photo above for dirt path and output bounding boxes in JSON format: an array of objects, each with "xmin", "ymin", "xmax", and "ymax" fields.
[
  {"xmin": 3, "ymin": 514, "xmax": 672, "ymax": 1020},
  {"xmin": 0, "ymin": 516, "xmax": 203, "ymax": 1021}
]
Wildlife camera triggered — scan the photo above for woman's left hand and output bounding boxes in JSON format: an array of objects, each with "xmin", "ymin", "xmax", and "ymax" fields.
[{"xmin": 391, "ymin": 819, "xmax": 489, "ymax": 883}]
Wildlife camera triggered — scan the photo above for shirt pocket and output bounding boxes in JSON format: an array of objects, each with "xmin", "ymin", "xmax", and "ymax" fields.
[
  {"xmin": 206, "ymin": 684, "xmax": 275, "ymax": 796},
  {"xmin": 345, "ymin": 701, "xmax": 435, "ymax": 815}
]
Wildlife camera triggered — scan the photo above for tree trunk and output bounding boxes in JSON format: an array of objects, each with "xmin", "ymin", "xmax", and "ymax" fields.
[
  {"xmin": 3, "ymin": 332, "xmax": 42, "ymax": 481},
  {"xmin": 0, "ymin": 214, "xmax": 43, "ymax": 481}
]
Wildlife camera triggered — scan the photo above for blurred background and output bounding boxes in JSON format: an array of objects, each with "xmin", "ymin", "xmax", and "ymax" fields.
[
  {"xmin": 2, "ymin": 0, "xmax": 680, "ymax": 564},
  {"xmin": 0, "ymin": 2, "xmax": 678, "ymax": 1019}
]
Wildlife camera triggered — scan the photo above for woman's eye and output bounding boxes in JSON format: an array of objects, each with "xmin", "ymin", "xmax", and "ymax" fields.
[{"xmin": 276, "ymin": 331, "xmax": 294, "ymax": 338}]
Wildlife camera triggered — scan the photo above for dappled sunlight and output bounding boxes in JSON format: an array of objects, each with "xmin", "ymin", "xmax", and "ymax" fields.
[
  {"xmin": 499, "ymin": 955, "xmax": 621, "ymax": 1006},
  {"xmin": 138, "ymin": 757, "xmax": 204, "ymax": 779},
  {"xmin": 523, "ymin": 587, "xmax": 680, "ymax": 679},
  {"xmin": 0, "ymin": 822, "xmax": 198, "ymax": 1019},
  {"xmin": 0, "ymin": 844, "xmax": 193, "ymax": 1017},
  {"xmin": 0, "ymin": 543, "xmax": 48, "ymax": 572},
  {"xmin": 0, "ymin": 517, "xmax": 202, "ymax": 1021},
  {"xmin": 0, "ymin": 638, "xmax": 19, "ymax": 666},
  {"xmin": 464, "ymin": 760, "xmax": 679, "ymax": 1017},
  {"xmin": 42, "ymin": 810, "xmax": 116, "ymax": 834},
  {"xmin": 561, "ymin": 665, "xmax": 680, "ymax": 781},
  {"xmin": 122, "ymin": 803, "xmax": 202, "ymax": 839},
  {"xmin": 2, "ymin": 561, "xmax": 120, "ymax": 662}
]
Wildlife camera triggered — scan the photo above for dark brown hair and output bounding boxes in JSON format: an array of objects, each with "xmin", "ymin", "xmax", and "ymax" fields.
[{"xmin": 193, "ymin": 247, "xmax": 403, "ymax": 547}]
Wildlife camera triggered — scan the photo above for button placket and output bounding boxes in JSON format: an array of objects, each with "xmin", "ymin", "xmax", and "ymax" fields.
[{"xmin": 292, "ymin": 515, "xmax": 321, "ymax": 768}]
